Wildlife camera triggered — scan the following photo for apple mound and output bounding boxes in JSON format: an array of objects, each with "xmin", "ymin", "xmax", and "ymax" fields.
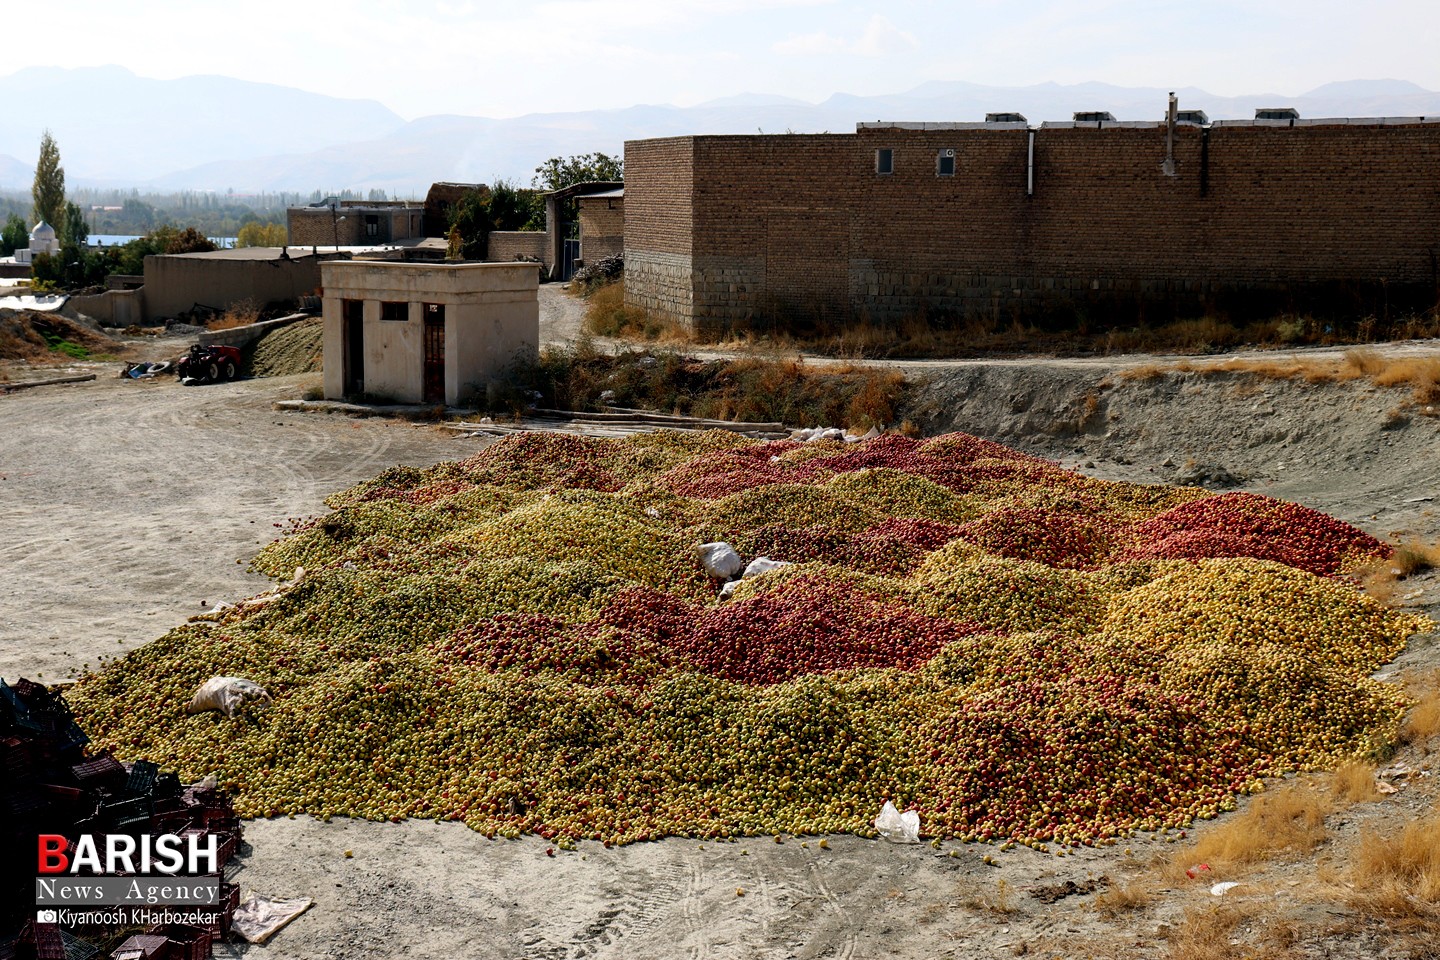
[{"xmin": 67, "ymin": 431, "xmax": 1431, "ymax": 849}]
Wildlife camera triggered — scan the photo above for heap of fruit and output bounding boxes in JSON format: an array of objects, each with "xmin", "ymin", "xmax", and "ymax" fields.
[{"xmin": 68, "ymin": 432, "xmax": 1431, "ymax": 849}]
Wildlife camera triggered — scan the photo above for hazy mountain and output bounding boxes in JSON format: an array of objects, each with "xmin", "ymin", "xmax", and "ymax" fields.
[
  {"xmin": 5, "ymin": 68, "xmax": 1437, "ymax": 194},
  {"xmin": 0, "ymin": 66, "xmax": 405, "ymax": 186},
  {"xmin": 0, "ymin": 154, "xmax": 32, "ymax": 191}
]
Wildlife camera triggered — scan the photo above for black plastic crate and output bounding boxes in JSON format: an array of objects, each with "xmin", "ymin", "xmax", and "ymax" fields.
[
  {"xmin": 100, "ymin": 795, "xmax": 154, "ymax": 829},
  {"xmin": 153, "ymin": 772, "xmax": 182, "ymax": 797},
  {"xmin": 125, "ymin": 760, "xmax": 159, "ymax": 797},
  {"xmin": 59, "ymin": 930, "xmax": 100, "ymax": 960}
]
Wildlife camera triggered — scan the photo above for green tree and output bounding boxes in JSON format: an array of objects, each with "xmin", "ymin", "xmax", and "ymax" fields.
[
  {"xmin": 531, "ymin": 152, "xmax": 623, "ymax": 192},
  {"xmin": 32, "ymin": 130, "xmax": 65, "ymax": 229},
  {"xmin": 61, "ymin": 200, "xmax": 89, "ymax": 248},
  {"xmin": 0, "ymin": 214, "xmax": 26, "ymax": 257},
  {"xmin": 486, "ymin": 179, "xmax": 541, "ymax": 232},
  {"xmin": 446, "ymin": 188, "xmax": 492, "ymax": 260},
  {"xmin": 236, "ymin": 221, "xmax": 288, "ymax": 247}
]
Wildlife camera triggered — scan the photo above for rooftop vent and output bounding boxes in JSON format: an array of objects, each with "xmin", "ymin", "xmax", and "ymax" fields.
[
  {"xmin": 1255, "ymin": 107, "xmax": 1300, "ymax": 121},
  {"xmin": 985, "ymin": 112, "xmax": 1027, "ymax": 123},
  {"xmin": 1073, "ymin": 111, "xmax": 1116, "ymax": 123},
  {"xmin": 1175, "ymin": 109, "xmax": 1209, "ymax": 125}
]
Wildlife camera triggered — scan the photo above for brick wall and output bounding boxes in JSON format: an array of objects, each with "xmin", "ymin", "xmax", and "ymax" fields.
[
  {"xmin": 579, "ymin": 197, "xmax": 624, "ymax": 262},
  {"xmin": 488, "ymin": 231, "xmax": 548, "ymax": 264},
  {"xmin": 624, "ymin": 138, "xmax": 696, "ymax": 321},
  {"xmin": 625, "ymin": 120, "xmax": 1440, "ymax": 330}
]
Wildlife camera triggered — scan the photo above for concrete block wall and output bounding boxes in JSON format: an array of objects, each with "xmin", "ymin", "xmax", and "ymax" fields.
[{"xmin": 624, "ymin": 120, "xmax": 1440, "ymax": 329}]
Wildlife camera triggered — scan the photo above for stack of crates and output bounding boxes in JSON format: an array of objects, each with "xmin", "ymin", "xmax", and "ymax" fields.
[{"xmin": 0, "ymin": 679, "xmax": 247, "ymax": 960}]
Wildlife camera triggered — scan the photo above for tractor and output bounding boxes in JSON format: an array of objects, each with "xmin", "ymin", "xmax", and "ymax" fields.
[{"xmin": 177, "ymin": 344, "xmax": 243, "ymax": 384}]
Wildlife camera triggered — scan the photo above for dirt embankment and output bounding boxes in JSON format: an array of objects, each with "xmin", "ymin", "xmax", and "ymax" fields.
[{"xmin": 908, "ymin": 359, "xmax": 1440, "ymax": 538}]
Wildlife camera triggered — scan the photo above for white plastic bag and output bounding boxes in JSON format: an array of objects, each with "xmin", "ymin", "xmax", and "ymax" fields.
[
  {"xmin": 230, "ymin": 895, "xmax": 313, "ymax": 944},
  {"xmin": 743, "ymin": 557, "xmax": 792, "ymax": 579},
  {"xmin": 874, "ymin": 800, "xmax": 921, "ymax": 843},
  {"xmin": 186, "ymin": 677, "xmax": 272, "ymax": 717},
  {"xmin": 695, "ymin": 542, "xmax": 744, "ymax": 580}
]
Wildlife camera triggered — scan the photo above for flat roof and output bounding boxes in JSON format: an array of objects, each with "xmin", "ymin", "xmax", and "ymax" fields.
[{"xmin": 579, "ymin": 187, "xmax": 624, "ymax": 199}]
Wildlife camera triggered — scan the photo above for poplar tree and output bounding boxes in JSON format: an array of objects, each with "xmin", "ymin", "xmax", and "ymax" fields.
[{"xmin": 32, "ymin": 130, "xmax": 65, "ymax": 229}]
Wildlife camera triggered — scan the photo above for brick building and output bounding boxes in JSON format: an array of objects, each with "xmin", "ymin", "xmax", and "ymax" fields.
[
  {"xmin": 624, "ymin": 113, "xmax": 1440, "ymax": 333},
  {"xmin": 287, "ymin": 199, "xmax": 426, "ymax": 247}
]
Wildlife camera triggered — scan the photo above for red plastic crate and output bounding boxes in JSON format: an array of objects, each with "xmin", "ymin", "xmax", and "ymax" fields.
[{"xmin": 70, "ymin": 751, "xmax": 125, "ymax": 788}]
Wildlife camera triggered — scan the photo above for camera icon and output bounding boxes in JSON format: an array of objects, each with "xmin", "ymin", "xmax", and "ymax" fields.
[{"xmin": 36, "ymin": 910, "xmax": 58, "ymax": 924}]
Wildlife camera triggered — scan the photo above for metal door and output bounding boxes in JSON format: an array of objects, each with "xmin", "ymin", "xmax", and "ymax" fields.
[
  {"xmin": 343, "ymin": 299, "xmax": 364, "ymax": 396},
  {"xmin": 561, "ymin": 222, "xmax": 580, "ymax": 281},
  {"xmin": 423, "ymin": 303, "xmax": 445, "ymax": 404}
]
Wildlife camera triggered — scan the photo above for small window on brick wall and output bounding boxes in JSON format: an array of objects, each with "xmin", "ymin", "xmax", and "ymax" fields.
[
  {"xmin": 875, "ymin": 148, "xmax": 894, "ymax": 175},
  {"xmin": 380, "ymin": 301, "xmax": 408, "ymax": 322},
  {"xmin": 937, "ymin": 149, "xmax": 956, "ymax": 177}
]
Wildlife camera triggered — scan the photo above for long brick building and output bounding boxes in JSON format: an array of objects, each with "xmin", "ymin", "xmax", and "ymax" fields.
[{"xmin": 623, "ymin": 113, "xmax": 1440, "ymax": 333}]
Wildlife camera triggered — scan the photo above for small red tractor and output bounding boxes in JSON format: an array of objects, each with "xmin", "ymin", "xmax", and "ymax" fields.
[{"xmin": 177, "ymin": 344, "xmax": 243, "ymax": 384}]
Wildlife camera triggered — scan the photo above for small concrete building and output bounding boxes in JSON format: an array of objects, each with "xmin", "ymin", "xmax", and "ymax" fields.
[{"xmin": 320, "ymin": 261, "xmax": 538, "ymax": 406}]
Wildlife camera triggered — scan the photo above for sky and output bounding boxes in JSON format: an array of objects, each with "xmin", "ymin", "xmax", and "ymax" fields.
[{"xmin": 6, "ymin": 0, "xmax": 1439, "ymax": 120}]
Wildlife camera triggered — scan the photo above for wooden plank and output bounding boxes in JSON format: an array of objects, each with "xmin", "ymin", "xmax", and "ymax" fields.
[{"xmin": 1, "ymin": 373, "xmax": 97, "ymax": 393}]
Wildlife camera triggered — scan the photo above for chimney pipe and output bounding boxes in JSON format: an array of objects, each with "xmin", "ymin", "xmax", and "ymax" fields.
[{"xmin": 1162, "ymin": 92, "xmax": 1178, "ymax": 177}]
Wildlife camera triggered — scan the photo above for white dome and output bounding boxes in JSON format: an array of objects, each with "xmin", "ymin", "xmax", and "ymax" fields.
[{"xmin": 30, "ymin": 221, "xmax": 56, "ymax": 240}]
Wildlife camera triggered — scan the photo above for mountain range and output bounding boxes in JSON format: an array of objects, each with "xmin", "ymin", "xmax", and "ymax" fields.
[{"xmin": 2, "ymin": 68, "xmax": 1437, "ymax": 196}]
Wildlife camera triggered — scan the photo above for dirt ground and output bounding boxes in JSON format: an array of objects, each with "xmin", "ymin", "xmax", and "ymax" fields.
[{"xmin": 2, "ymin": 323, "xmax": 1438, "ymax": 958}]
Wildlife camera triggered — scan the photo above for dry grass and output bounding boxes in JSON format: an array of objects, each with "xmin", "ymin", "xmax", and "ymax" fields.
[
  {"xmin": 1357, "ymin": 537, "xmax": 1440, "ymax": 606},
  {"xmin": 1161, "ymin": 904, "xmax": 1248, "ymax": 960},
  {"xmin": 1329, "ymin": 762, "xmax": 1382, "ymax": 804},
  {"xmin": 209, "ymin": 298, "xmax": 262, "ymax": 331},
  {"xmin": 1093, "ymin": 881, "xmax": 1153, "ymax": 917},
  {"xmin": 961, "ymin": 877, "xmax": 1019, "ymax": 916},
  {"xmin": 1401, "ymin": 670, "xmax": 1440, "ymax": 745},
  {"xmin": 1119, "ymin": 350, "xmax": 1440, "ymax": 414},
  {"xmin": 1174, "ymin": 782, "xmax": 1332, "ymax": 876},
  {"xmin": 1344, "ymin": 811, "xmax": 1440, "ymax": 922},
  {"xmin": 582, "ymin": 281, "xmax": 689, "ymax": 341}
]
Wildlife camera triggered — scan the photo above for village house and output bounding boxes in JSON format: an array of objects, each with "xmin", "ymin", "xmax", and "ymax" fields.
[{"xmin": 622, "ymin": 109, "xmax": 1440, "ymax": 334}]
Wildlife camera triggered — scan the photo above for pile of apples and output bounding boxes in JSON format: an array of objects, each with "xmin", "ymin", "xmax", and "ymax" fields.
[{"xmin": 67, "ymin": 431, "xmax": 1431, "ymax": 849}]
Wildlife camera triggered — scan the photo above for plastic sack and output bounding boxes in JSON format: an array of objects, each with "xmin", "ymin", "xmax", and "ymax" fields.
[
  {"xmin": 874, "ymin": 800, "xmax": 921, "ymax": 843},
  {"xmin": 743, "ymin": 557, "xmax": 792, "ymax": 579},
  {"xmin": 186, "ymin": 677, "xmax": 272, "ymax": 718},
  {"xmin": 695, "ymin": 542, "xmax": 744, "ymax": 581},
  {"xmin": 230, "ymin": 895, "xmax": 313, "ymax": 944}
]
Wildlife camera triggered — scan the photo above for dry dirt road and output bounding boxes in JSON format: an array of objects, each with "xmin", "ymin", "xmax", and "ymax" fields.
[{"xmin": 2, "ymin": 330, "xmax": 1438, "ymax": 959}]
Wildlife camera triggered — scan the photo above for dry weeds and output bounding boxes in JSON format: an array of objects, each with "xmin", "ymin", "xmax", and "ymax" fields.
[
  {"xmin": 1173, "ymin": 782, "xmax": 1332, "ymax": 877},
  {"xmin": 1118, "ymin": 350, "xmax": 1440, "ymax": 414},
  {"xmin": 1401, "ymin": 670, "xmax": 1440, "ymax": 745},
  {"xmin": 209, "ymin": 297, "xmax": 262, "ymax": 331},
  {"xmin": 1329, "ymin": 762, "xmax": 1382, "ymax": 804},
  {"xmin": 1093, "ymin": 881, "xmax": 1153, "ymax": 917},
  {"xmin": 1344, "ymin": 811, "xmax": 1440, "ymax": 922}
]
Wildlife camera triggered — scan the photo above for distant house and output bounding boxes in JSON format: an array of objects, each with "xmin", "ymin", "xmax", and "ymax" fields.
[
  {"xmin": 320, "ymin": 260, "xmax": 538, "ymax": 405},
  {"xmin": 286, "ymin": 199, "xmax": 426, "ymax": 248},
  {"xmin": 486, "ymin": 180, "xmax": 624, "ymax": 281}
]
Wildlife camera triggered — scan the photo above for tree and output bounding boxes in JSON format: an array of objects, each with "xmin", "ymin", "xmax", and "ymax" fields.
[
  {"xmin": 531, "ymin": 152, "xmax": 623, "ymax": 192},
  {"xmin": 236, "ymin": 222, "xmax": 288, "ymax": 247},
  {"xmin": 32, "ymin": 131, "xmax": 65, "ymax": 229},
  {"xmin": 61, "ymin": 201, "xmax": 88, "ymax": 248},
  {"xmin": 486, "ymin": 179, "xmax": 541, "ymax": 232},
  {"xmin": 0, "ymin": 214, "xmax": 26, "ymax": 257}
]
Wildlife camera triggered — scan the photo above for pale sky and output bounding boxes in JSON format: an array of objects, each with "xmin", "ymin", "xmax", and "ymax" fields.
[{"xmin": 9, "ymin": 0, "xmax": 1439, "ymax": 120}]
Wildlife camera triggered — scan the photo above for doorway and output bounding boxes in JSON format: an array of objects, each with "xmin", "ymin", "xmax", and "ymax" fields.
[
  {"xmin": 423, "ymin": 303, "xmax": 445, "ymax": 404},
  {"xmin": 342, "ymin": 299, "xmax": 364, "ymax": 396}
]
